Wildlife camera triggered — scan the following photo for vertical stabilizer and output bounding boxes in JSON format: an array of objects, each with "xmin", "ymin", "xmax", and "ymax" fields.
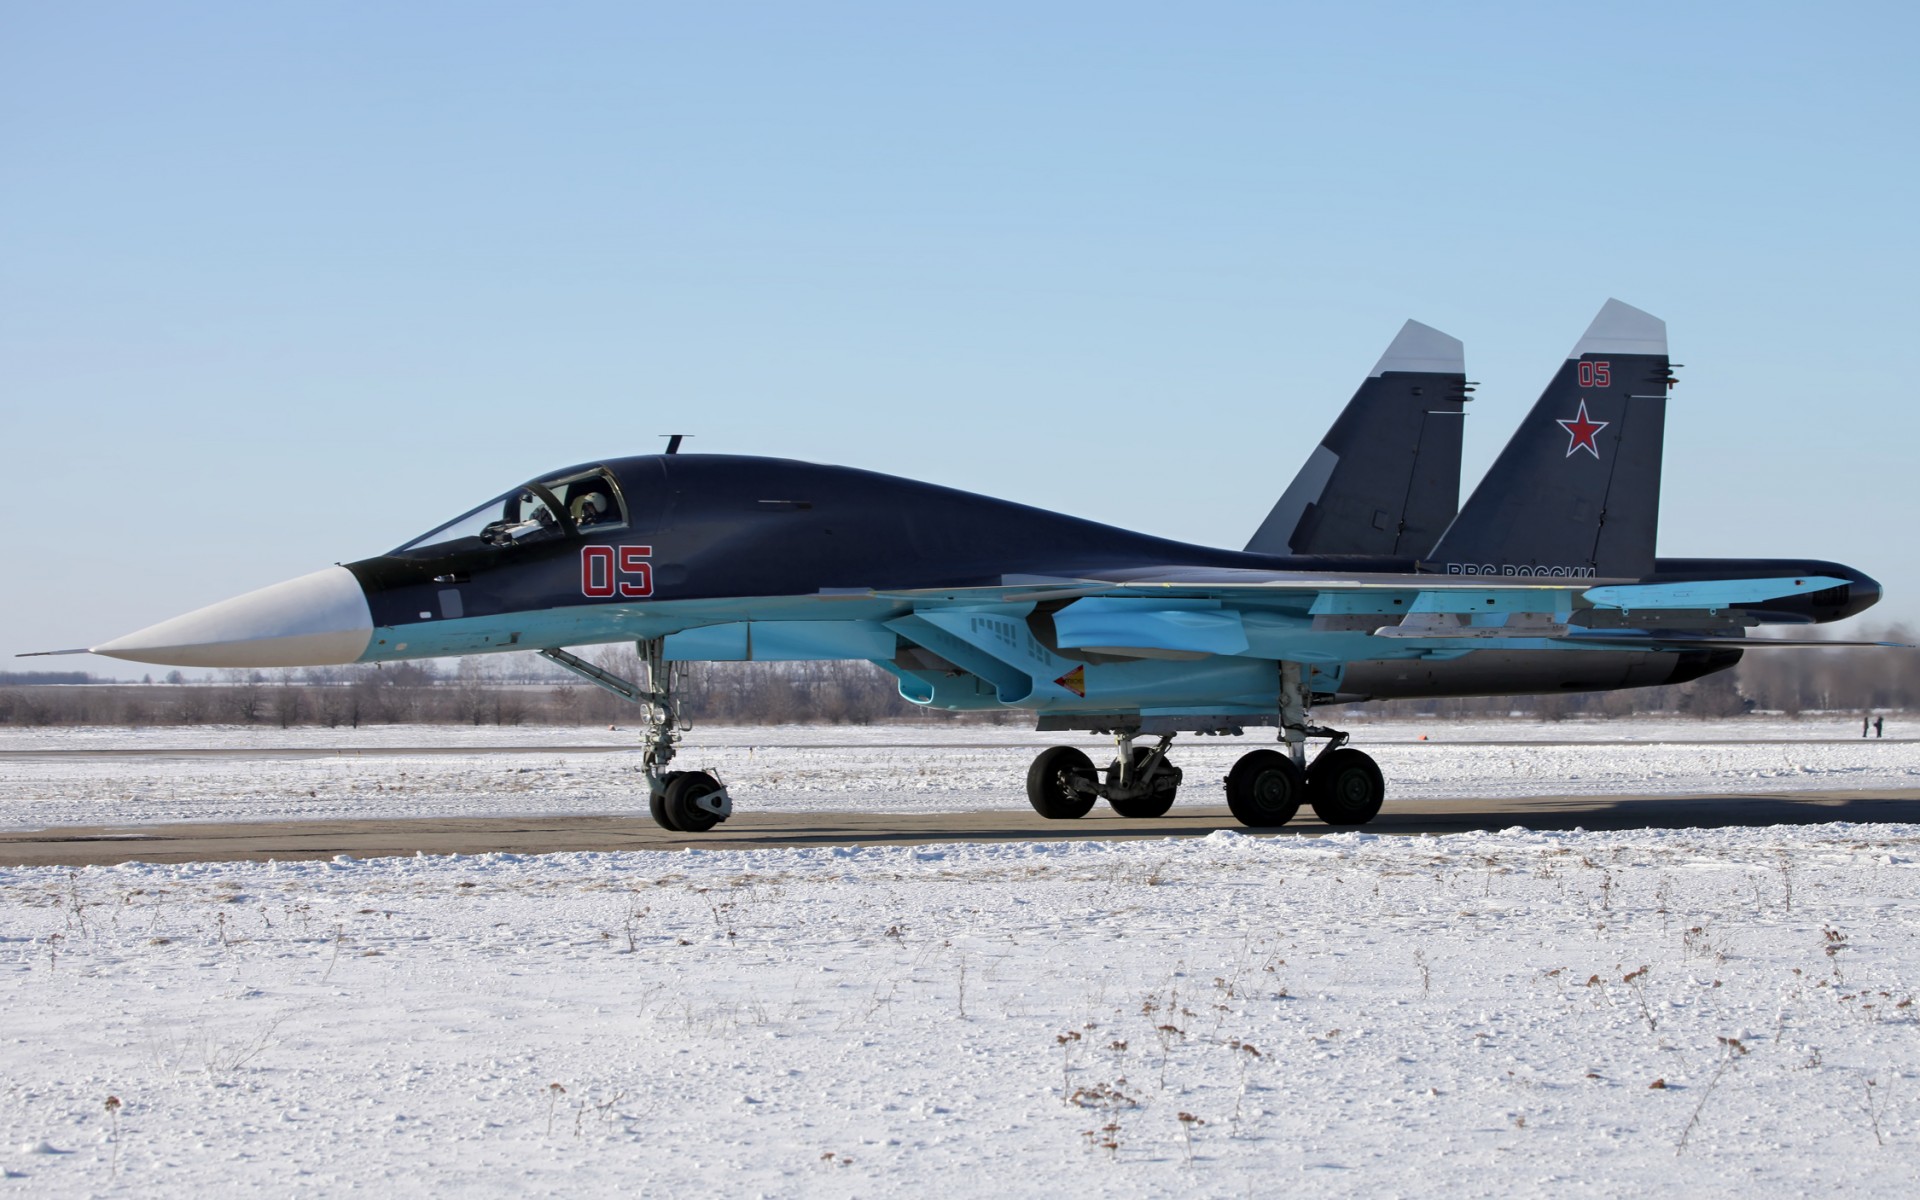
[
  {"xmin": 1425, "ymin": 300, "xmax": 1672, "ymax": 579},
  {"xmin": 1246, "ymin": 320, "xmax": 1470, "ymax": 557}
]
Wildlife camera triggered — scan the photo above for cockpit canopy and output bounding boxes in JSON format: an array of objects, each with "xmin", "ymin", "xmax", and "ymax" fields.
[{"xmin": 392, "ymin": 466, "xmax": 628, "ymax": 555}]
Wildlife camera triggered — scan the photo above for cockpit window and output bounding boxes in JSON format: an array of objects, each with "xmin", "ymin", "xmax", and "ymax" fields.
[
  {"xmin": 487, "ymin": 487, "xmax": 565, "ymax": 546},
  {"xmin": 540, "ymin": 469, "xmax": 627, "ymax": 535},
  {"xmin": 391, "ymin": 468, "xmax": 628, "ymax": 555}
]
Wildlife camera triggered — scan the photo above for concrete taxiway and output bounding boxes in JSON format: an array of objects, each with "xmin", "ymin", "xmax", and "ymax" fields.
[{"xmin": 3, "ymin": 789, "xmax": 1918, "ymax": 867}]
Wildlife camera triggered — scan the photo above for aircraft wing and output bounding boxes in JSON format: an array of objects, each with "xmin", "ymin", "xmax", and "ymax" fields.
[
  {"xmin": 876, "ymin": 569, "xmax": 1849, "ymax": 611},
  {"xmin": 862, "ymin": 571, "xmax": 1896, "ymax": 659}
]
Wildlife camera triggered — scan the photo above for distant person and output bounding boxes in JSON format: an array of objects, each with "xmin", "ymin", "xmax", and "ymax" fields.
[
  {"xmin": 1864, "ymin": 715, "xmax": 1871, "ymax": 737},
  {"xmin": 1875, "ymin": 716, "xmax": 1885, "ymax": 738}
]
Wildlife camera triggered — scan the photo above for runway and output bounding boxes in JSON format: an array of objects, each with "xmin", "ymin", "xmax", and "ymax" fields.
[
  {"xmin": 0, "ymin": 735, "xmax": 1898, "ymax": 760},
  {"xmin": 4, "ymin": 788, "xmax": 1918, "ymax": 867}
]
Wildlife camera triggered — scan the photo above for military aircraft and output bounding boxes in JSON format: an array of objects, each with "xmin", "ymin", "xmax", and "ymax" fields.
[{"xmin": 57, "ymin": 300, "xmax": 1888, "ymax": 833}]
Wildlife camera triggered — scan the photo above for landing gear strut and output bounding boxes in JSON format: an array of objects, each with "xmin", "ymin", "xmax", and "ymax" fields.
[
  {"xmin": 1224, "ymin": 662, "xmax": 1384, "ymax": 829},
  {"xmin": 539, "ymin": 640, "xmax": 731, "ymax": 833},
  {"xmin": 1104, "ymin": 733, "xmax": 1181, "ymax": 818},
  {"xmin": 1024, "ymin": 732, "xmax": 1183, "ymax": 819}
]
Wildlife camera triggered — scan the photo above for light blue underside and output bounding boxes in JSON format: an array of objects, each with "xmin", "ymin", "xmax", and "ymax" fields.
[{"xmin": 355, "ymin": 576, "xmax": 1789, "ymax": 714}]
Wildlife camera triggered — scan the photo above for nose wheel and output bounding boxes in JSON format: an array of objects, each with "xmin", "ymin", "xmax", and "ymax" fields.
[
  {"xmin": 649, "ymin": 772, "xmax": 681, "ymax": 830},
  {"xmin": 653, "ymin": 769, "xmax": 728, "ymax": 833},
  {"xmin": 540, "ymin": 641, "xmax": 732, "ymax": 833}
]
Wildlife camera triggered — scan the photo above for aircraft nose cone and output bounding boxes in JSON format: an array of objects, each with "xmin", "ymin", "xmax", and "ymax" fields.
[
  {"xmin": 1846, "ymin": 574, "xmax": 1883, "ymax": 619},
  {"xmin": 90, "ymin": 566, "xmax": 374, "ymax": 668}
]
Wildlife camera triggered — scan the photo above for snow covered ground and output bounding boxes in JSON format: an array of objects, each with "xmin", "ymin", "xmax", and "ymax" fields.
[
  {"xmin": 2, "ymin": 718, "xmax": 1918, "ymax": 830},
  {"xmin": 3, "ymin": 824, "xmax": 1917, "ymax": 1195}
]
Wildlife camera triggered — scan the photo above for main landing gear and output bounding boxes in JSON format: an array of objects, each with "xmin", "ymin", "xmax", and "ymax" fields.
[
  {"xmin": 1222, "ymin": 735, "xmax": 1384, "ymax": 828},
  {"xmin": 539, "ymin": 639, "xmax": 731, "ymax": 834},
  {"xmin": 1023, "ymin": 731, "xmax": 1383, "ymax": 829},
  {"xmin": 1025, "ymin": 663, "xmax": 1386, "ymax": 829},
  {"xmin": 1225, "ymin": 660, "xmax": 1384, "ymax": 828},
  {"xmin": 1025, "ymin": 733, "xmax": 1183, "ymax": 820}
]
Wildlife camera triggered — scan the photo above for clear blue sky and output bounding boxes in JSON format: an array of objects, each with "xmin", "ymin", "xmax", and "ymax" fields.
[{"xmin": 5, "ymin": 1, "xmax": 1916, "ymax": 669}]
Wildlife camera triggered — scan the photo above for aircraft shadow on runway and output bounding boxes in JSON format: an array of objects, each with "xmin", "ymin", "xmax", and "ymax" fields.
[{"xmin": 8, "ymin": 791, "xmax": 1917, "ymax": 868}]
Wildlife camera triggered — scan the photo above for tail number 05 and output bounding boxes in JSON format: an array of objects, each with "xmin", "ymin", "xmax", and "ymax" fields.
[{"xmin": 581, "ymin": 545, "xmax": 653, "ymax": 598}]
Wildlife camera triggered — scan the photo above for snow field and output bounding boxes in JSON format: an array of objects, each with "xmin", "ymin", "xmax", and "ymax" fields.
[
  {"xmin": 2, "ymin": 824, "xmax": 1918, "ymax": 1195},
  {"xmin": 3, "ymin": 720, "xmax": 1919, "ymax": 830}
]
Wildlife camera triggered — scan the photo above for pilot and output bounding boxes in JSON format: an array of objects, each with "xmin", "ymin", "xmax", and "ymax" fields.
[{"xmin": 571, "ymin": 491, "xmax": 611, "ymax": 529}]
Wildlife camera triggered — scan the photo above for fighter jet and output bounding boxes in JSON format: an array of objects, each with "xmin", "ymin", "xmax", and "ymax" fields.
[{"xmin": 64, "ymin": 300, "xmax": 1889, "ymax": 833}]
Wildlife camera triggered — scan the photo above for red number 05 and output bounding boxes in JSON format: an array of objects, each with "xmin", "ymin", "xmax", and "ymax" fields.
[
  {"xmin": 581, "ymin": 545, "xmax": 653, "ymax": 598},
  {"xmin": 1577, "ymin": 360, "xmax": 1611, "ymax": 388}
]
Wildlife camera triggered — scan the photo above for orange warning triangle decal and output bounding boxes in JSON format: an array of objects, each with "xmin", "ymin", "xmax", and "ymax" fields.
[{"xmin": 1054, "ymin": 665, "xmax": 1086, "ymax": 697}]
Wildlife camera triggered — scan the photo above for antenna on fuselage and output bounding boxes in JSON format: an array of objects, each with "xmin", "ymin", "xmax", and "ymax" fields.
[{"xmin": 662, "ymin": 434, "xmax": 690, "ymax": 454}]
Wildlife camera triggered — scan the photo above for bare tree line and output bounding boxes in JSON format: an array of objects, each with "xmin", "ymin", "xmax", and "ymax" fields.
[
  {"xmin": 0, "ymin": 630, "xmax": 1913, "ymax": 728},
  {"xmin": 0, "ymin": 657, "xmax": 970, "ymax": 729}
]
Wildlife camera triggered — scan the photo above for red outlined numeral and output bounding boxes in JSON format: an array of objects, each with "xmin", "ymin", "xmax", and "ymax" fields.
[
  {"xmin": 618, "ymin": 545, "xmax": 653, "ymax": 598},
  {"xmin": 582, "ymin": 544, "xmax": 653, "ymax": 599},
  {"xmin": 581, "ymin": 545, "xmax": 617, "ymax": 597},
  {"xmin": 1577, "ymin": 360, "xmax": 1611, "ymax": 388}
]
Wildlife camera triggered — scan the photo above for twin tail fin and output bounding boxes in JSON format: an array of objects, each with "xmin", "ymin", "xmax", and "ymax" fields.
[
  {"xmin": 1425, "ymin": 299, "xmax": 1673, "ymax": 580},
  {"xmin": 1247, "ymin": 320, "xmax": 1470, "ymax": 558}
]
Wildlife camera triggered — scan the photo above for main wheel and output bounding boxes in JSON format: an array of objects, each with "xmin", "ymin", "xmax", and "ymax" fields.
[
  {"xmin": 1307, "ymin": 748, "xmax": 1385, "ymax": 826},
  {"xmin": 649, "ymin": 771, "xmax": 686, "ymax": 832},
  {"xmin": 1026, "ymin": 746, "xmax": 1097, "ymax": 819},
  {"xmin": 664, "ymin": 770, "xmax": 726, "ymax": 833},
  {"xmin": 1105, "ymin": 748, "xmax": 1179, "ymax": 818},
  {"xmin": 1225, "ymin": 749, "xmax": 1303, "ymax": 828}
]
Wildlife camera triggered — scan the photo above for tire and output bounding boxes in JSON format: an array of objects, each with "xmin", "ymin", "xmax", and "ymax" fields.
[
  {"xmin": 1308, "ymin": 748, "xmax": 1385, "ymax": 826},
  {"xmin": 664, "ymin": 770, "xmax": 726, "ymax": 833},
  {"xmin": 1025, "ymin": 746, "xmax": 1097, "ymax": 819},
  {"xmin": 1225, "ymin": 749, "xmax": 1303, "ymax": 828},
  {"xmin": 648, "ymin": 771, "xmax": 685, "ymax": 832},
  {"xmin": 1105, "ymin": 748, "xmax": 1179, "ymax": 819}
]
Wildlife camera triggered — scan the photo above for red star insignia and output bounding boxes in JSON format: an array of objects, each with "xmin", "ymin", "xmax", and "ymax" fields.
[{"xmin": 1557, "ymin": 400, "xmax": 1608, "ymax": 459}]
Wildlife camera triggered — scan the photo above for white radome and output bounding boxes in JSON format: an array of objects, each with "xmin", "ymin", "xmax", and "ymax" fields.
[{"xmin": 90, "ymin": 566, "xmax": 374, "ymax": 668}]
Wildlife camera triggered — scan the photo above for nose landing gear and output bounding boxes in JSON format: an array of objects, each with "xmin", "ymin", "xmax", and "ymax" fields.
[{"xmin": 540, "ymin": 639, "xmax": 732, "ymax": 833}]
